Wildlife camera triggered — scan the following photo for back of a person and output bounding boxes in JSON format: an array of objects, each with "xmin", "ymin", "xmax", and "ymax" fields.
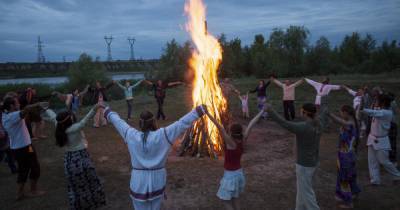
[
  {"xmin": 224, "ymin": 142, "xmax": 243, "ymax": 171},
  {"xmin": 295, "ymin": 121, "xmax": 321, "ymax": 167},
  {"xmin": 64, "ymin": 129, "xmax": 87, "ymax": 152},
  {"xmin": 126, "ymin": 129, "xmax": 171, "ymax": 169}
]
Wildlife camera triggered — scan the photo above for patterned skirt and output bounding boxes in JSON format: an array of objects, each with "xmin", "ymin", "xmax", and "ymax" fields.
[
  {"xmin": 64, "ymin": 149, "xmax": 106, "ymax": 210},
  {"xmin": 336, "ymin": 151, "xmax": 361, "ymax": 204}
]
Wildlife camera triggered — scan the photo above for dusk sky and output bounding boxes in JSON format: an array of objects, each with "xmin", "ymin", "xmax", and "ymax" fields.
[{"xmin": 0, "ymin": 0, "xmax": 399, "ymax": 62}]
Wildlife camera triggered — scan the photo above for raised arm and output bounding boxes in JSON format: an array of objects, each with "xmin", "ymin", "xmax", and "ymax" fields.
[
  {"xmin": 329, "ymin": 112, "xmax": 352, "ymax": 127},
  {"xmin": 131, "ymin": 79, "xmax": 144, "ymax": 89},
  {"xmin": 143, "ymin": 80, "xmax": 153, "ymax": 86},
  {"xmin": 116, "ymin": 81, "xmax": 127, "ymax": 90},
  {"xmin": 342, "ymin": 85, "xmax": 356, "ymax": 96},
  {"xmin": 265, "ymin": 103, "xmax": 305, "ymax": 134},
  {"xmin": 104, "ymin": 106, "xmax": 140, "ymax": 144},
  {"xmin": 66, "ymin": 105, "xmax": 97, "ymax": 133},
  {"xmin": 243, "ymin": 110, "xmax": 264, "ymax": 141},
  {"xmin": 305, "ymin": 78, "xmax": 321, "ymax": 90},
  {"xmin": 52, "ymin": 91, "xmax": 68, "ymax": 102},
  {"xmin": 79, "ymin": 85, "xmax": 90, "ymax": 97},
  {"xmin": 249, "ymin": 86, "xmax": 258, "ymax": 93},
  {"xmin": 163, "ymin": 105, "xmax": 205, "ymax": 145},
  {"xmin": 272, "ymin": 79, "xmax": 283, "ymax": 88},
  {"xmin": 204, "ymin": 111, "xmax": 233, "ymax": 147},
  {"xmin": 362, "ymin": 109, "xmax": 387, "ymax": 118},
  {"xmin": 327, "ymin": 84, "xmax": 341, "ymax": 91},
  {"xmin": 265, "ymin": 80, "xmax": 271, "ymax": 88},
  {"xmin": 292, "ymin": 79, "xmax": 304, "ymax": 88},
  {"xmin": 167, "ymin": 81, "xmax": 183, "ymax": 87}
]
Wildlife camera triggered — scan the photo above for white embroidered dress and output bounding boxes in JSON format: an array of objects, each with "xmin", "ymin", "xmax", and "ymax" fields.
[{"xmin": 105, "ymin": 108, "xmax": 201, "ymax": 202}]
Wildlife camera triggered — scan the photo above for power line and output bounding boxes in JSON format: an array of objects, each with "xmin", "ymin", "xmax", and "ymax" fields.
[
  {"xmin": 104, "ymin": 35, "xmax": 113, "ymax": 61},
  {"xmin": 127, "ymin": 37, "xmax": 136, "ymax": 61},
  {"xmin": 37, "ymin": 36, "xmax": 45, "ymax": 63}
]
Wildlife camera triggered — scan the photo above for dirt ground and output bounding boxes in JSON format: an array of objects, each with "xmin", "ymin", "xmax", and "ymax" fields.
[{"xmin": 1, "ymin": 76, "xmax": 400, "ymax": 210}]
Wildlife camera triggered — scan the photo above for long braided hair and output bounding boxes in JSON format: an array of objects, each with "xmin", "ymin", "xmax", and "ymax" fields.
[{"xmin": 139, "ymin": 111, "xmax": 158, "ymax": 151}]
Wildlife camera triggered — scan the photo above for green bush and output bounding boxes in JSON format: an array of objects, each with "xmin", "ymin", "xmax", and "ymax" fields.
[{"xmin": 67, "ymin": 53, "xmax": 108, "ymax": 90}]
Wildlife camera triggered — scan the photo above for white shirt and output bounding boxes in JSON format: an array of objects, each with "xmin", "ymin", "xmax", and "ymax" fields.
[
  {"xmin": 305, "ymin": 78, "xmax": 341, "ymax": 105},
  {"xmin": 363, "ymin": 109, "xmax": 393, "ymax": 150},
  {"xmin": 2, "ymin": 111, "xmax": 31, "ymax": 149},
  {"xmin": 347, "ymin": 89, "xmax": 362, "ymax": 110},
  {"xmin": 42, "ymin": 108, "xmax": 95, "ymax": 152},
  {"xmin": 106, "ymin": 108, "xmax": 201, "ymax": 201}
]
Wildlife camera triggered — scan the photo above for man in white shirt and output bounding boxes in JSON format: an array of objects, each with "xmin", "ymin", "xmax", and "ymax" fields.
[
  {"xmin": 305, "ymin": 77, "xmax": 341, "ymax": 107},
  {"xmin": 271, "ymin": 77, "xmax": 304, "ymax": 120},
  {"xmin": 2, "ymin": 93, "xmax": 46, "ymax": 200},
  {"xmin": 362, "ymin": 94, "xmax": 400, "ymax": 185}
]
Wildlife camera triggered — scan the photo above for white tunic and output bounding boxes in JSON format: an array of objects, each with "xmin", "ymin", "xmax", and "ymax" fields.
[
  {"xmin": 105, "ymin": 108, "xmax": 201, "ymax": 201},
  {"xmin": 363, "ymin": 109, "xmax": 393, "ymax": 150},
  {"xmin": 305, "ymin": 78, "xmax": 340, "ymax": 105}
]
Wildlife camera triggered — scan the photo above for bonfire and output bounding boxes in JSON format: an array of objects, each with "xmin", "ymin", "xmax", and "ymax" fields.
[{"xmin": 179, "ymin": 0, "xmax": 228, "ymax": 158}]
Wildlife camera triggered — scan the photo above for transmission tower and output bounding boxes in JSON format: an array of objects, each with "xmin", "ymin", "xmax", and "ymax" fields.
[
  {"xmin": 104, "ymin": 35, "xmax": 113, "ymax": 61},
  {"xmin": 127, "ymin": 37, "xmax": 136, "ymax": 61},
  {"xmin": 37, "ymin": 36, "xmax": 45, "ymax": 63}
]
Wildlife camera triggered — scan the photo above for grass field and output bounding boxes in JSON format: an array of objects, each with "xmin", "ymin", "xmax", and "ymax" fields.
[{"xmin": 0, "ymin": 74, "xmax": 399, "ymax": 210}]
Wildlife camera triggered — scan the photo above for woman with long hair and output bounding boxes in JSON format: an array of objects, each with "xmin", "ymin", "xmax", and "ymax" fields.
[
  {"xmin": 205, "ymin": 109, "xmax": 264, "ymax": 210},
  {"xmin": 328, "ymin": 105, "xmax": 361, "ymax": 209},
  {"xmin": 52, "ymin": 85, "xmax": 90, "ymax": 117},
  {"xmin": 264, "ymin": 96, "xmax": 329, "ymax": 210},
  {"xmin": 104, "ymin": 104, "xmax": 206, "ymax": 210},
  {"xmin": 43, "ymin": 104, "xmax": 106, "ymax": 209}
]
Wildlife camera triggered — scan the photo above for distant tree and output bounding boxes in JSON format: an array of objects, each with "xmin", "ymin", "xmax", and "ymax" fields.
[
  {"xmin": 249, "ymin": 34, "xmax": 268, "ymax": 77},
  {"xmin": 267, "ymin": 28, "xmax": 287, "ymax": 76},
  {"xmin": 306, "ymin": 36, "xmax": 332, "ymax": 75},
  {"xmin": 67, "ymin": 53, "xmax": 107, "ymax": 89},
  {"xmin": 158, "ymin": 39, "xmax": 191, "ymax": 81}
]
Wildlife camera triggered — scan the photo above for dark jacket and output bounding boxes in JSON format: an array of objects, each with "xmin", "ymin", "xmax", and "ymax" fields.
[{"xmin": 250, "ymin": 81, "xmax": 271, "ymax": 97}]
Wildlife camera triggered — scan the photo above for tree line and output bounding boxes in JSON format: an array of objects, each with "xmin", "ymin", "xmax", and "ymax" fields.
[{"xmin": 157, "ymin": 25, "xmax": 400, "ymax": 80}]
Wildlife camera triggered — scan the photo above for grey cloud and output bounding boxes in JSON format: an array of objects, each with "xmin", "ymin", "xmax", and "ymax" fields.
[{"xmin": 0, "ymin": 0, "xmax": 399, "ymax": 62}]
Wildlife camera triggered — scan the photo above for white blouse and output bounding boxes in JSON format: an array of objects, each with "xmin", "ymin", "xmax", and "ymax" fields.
[{"xmin": 43, "ymin": 108, "xmax": 95, "ymax": 152}]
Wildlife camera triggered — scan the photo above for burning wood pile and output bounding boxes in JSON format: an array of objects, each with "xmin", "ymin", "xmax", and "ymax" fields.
[{"xmin": 178, "ymin": 0, "xmax": 228, "ymax": 158}]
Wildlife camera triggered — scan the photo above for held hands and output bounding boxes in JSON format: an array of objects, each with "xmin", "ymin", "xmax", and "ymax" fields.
[{"xmin": 196, "ymin": 104, "xmax": 208, "ymax": 117}]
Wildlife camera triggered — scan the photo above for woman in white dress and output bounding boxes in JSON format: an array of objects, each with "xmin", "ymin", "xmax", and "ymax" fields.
[{"xmin": 104, "ymin": 104, "xmax": 206, "ymax": 210}]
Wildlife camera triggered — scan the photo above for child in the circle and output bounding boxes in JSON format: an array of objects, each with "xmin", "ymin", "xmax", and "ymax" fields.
[
  {"xmin": 237, "ymin": 91, "xmax": 249, "ymax": 119},
  {"xmin": 206, "ymin": 109, "xmax": 264, "ymax": 210}
]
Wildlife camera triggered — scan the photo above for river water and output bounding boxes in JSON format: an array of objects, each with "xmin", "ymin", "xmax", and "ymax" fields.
[{"xmin": 0, "ymin": 72, "xmax": 145, "ymax": 86}]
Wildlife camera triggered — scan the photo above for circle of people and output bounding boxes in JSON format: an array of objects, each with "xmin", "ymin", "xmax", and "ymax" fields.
[{"xmin": 0, "ymin": 77, "xmax": 398, "ymax": 210}]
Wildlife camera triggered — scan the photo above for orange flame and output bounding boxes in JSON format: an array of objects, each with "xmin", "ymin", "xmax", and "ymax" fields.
[{"xmin": 185, "ymin": 0, "xmax": 227, "ymax": 154}]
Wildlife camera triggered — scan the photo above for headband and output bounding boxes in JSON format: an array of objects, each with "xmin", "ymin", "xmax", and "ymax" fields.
[{"xmin": 140, "ymin": 116, "xmax": 154, "ymax": 122}]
